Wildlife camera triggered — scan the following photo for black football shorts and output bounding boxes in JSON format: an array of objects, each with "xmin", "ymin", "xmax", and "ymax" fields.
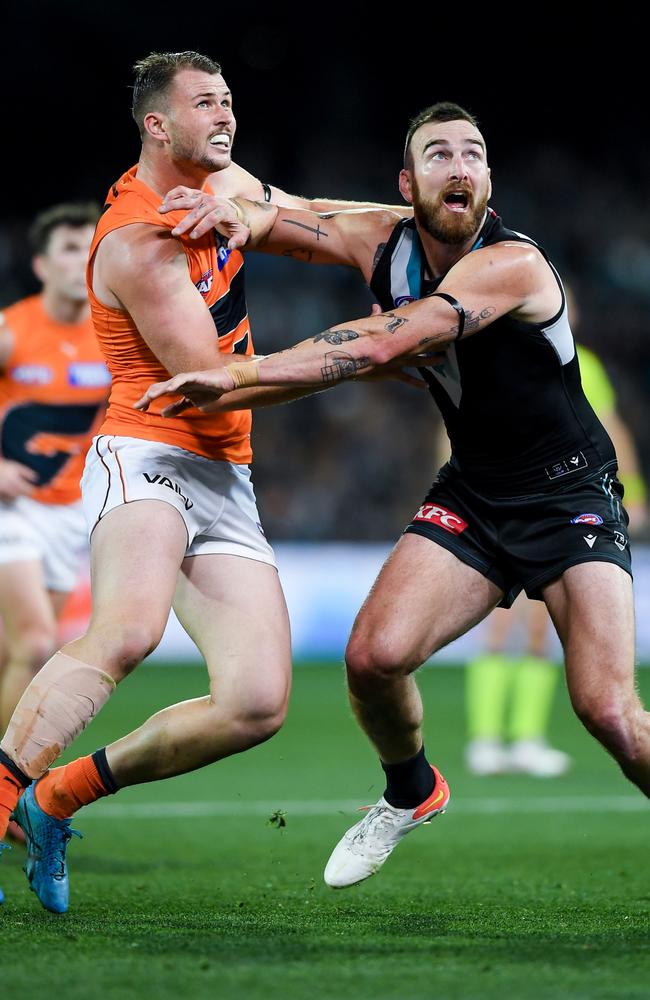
[{"xmin": 405, "ymin": 463, "xmax": 632, "ymax": 608}]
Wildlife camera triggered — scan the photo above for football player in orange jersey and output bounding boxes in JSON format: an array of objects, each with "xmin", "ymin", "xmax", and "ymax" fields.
[
  {"xmin": 0, "ymin": 51, "xmax": 415, "ymax": 912},
  {"xmin": 0, "ymin": 205, "xmax": 107, "ymax": 828}
]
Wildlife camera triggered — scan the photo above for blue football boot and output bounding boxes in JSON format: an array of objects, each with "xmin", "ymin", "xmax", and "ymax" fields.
[
  {"xmin": 0, "ymin": 841, "xmax": 10, "ymax": 903},
  {"xmin": 13, "ymin": 783, "xmax": 82, "ymax": 913}
]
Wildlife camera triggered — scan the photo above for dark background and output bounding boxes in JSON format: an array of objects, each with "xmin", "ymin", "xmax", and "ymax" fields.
[{"xmin": 2, "ymin": 3, "xmax": 649, "ymax": 539}]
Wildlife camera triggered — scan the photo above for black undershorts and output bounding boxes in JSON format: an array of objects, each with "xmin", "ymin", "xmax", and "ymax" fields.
[{"xmin": 404, "ymin": 463, "xmax": 632, "ymax": 608}]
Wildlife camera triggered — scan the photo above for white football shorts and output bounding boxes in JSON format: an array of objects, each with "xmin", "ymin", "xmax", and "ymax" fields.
[
  {"xmin": 82, "ymin": 435, "xmax": 276, "ymax": 566},
  {"xmin": 0, "ymin": 496, "xmax": 88, "ymax": 592}
]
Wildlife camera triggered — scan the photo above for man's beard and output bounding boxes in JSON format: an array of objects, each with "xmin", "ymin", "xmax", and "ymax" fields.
[
  {"xmin": 412, "ymin": 180, "xmax": 487, "ymax": 245},
  {"xmin": 169, "ymin": 128, "xmax": 227, "ymax": 173}
]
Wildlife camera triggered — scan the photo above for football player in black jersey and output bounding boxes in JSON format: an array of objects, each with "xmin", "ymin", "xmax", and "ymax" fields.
[{"xmin": 138, "ymin": 103, "xmax": 647, "ymax": 890}]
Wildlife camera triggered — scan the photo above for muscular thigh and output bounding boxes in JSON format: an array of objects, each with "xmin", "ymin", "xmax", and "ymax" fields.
[
  {"xmin": 351, "ymin": 532, "xmax": 503, "ymax": 666},
  {"xmin": 173, "ymin": 553, "xmax": 292, "ymax": 714},
  {"xmin": 543, "ymin": 562, "xmax": 635, "ymax": 701},
  {"xmin": 88, "ymin": 500, "xmax": 188, "ymax": 633}
]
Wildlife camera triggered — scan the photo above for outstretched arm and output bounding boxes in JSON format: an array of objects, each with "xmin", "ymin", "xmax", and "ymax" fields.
[
  {"xmin": 162, "ymin": 193, "xmax": 395, "ymax": 279},
  {"xmin": 207, "ymin": 160, "xmax": 413, "ymax": 215},
  {"xmin": 136, "ymin": 241, "xmax": 551, "ymax": 415}
]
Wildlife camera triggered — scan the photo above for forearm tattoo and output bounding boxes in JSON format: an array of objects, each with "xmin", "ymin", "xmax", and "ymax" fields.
[
  {"xmin": 383, "ymin": 312, "xmax": 409, "ymax": 334},
  {"xmin": 320, "ymin": 352, "xmax": 370, "ymax": 383},
  {"xmin": 281, "ymin": 219, "xmax": 329, "ymax": 241},
  {"xmin": 312, "ymin": 328, "xmax": 360, "ymax": 346}
]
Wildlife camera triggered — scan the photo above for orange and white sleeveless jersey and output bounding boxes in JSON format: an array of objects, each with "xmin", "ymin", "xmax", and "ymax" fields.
[
  {"xmin": 87, "ymin": 166, "xmax": 254, "ymax": 463},
  {"xmin": 0, "ymin": 295, "xmax": 110, "ymax": 505}
]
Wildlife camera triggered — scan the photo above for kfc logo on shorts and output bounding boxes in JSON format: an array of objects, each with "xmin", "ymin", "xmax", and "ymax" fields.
[
  {"xmin": 413, "ymin": 503, "xmax": 468, "ymax": 535},
  {"xmin": 570, "ymin": 513, "xmax": 603, "ymax": 526}
]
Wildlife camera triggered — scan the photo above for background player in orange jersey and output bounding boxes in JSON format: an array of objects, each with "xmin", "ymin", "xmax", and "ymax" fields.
[
  {"xmin": 0, "ymin": 51, "xmax": 416, "ymax": 913},
  {"xmin": 0, "ymin": 204, "xmax": 107, "ymax": 824}
]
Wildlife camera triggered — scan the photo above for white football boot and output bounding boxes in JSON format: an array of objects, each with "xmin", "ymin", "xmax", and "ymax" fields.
[{"xmin": 324, "ymin": 765, "xmax": 450, "ymax": 889}]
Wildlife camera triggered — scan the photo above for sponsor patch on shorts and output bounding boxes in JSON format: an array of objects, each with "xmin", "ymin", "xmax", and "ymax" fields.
[
  {"xmin": 570, "ymin": 513, "xmax": 603, "ymax": 525},
  {"xmin": 413, "ymin": 503, "xmax": 468, "ymax": 535}
]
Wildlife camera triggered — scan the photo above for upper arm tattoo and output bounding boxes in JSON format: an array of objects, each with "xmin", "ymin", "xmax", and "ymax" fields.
[
  {"xmin": 461, "ymin": 306, "xmax": 496, "ymax": 335},
  {"xmin": 281, "ymin": 219, "xmax": 329, "ymax": 241},
  {"xmin": 281, "ymin": 248, "xmax": 314, "ymax": 262}
]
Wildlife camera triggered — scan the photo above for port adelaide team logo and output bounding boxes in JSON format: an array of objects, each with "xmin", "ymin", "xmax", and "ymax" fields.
[{"xmin": 570, "ymin": 513, "xmax": 603, "ymax": 525}]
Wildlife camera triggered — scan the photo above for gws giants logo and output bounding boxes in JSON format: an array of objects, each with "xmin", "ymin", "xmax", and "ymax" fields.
[
  {"xmin": 570, "ymin": 513, "xmax": 603, "ymax": 525},
  {"xmin": 413, "ymin": 503, "xmax": 468, "ymax": 535},
  {"xmin": 195, "ymin": 268, "xmax": 213, "ymax": 296},
  {"xmin": 143, "ymin": 473, "xmax": 193, "ymax": 510}
]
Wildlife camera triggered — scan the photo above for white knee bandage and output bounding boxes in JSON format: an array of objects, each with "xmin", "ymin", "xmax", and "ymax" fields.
[{"xmin": 0, "ymin": 652, "xmax": 116, "ymax": 778}]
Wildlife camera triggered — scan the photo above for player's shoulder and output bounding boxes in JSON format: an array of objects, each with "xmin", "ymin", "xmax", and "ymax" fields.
[
  {"xmin": 208, "ymin": 161, "xmax": 262, "ymax": 200},
  {"xmin": 471, "ymin": 238, "xmax": 548, "ymax": 275},
  {"xmin": 98, "ymin": 220, "xmax": 179, "ymax": 262},
  {"xmin": 329, "ymin": 208, "xmax": 404, "ymax": 252}
]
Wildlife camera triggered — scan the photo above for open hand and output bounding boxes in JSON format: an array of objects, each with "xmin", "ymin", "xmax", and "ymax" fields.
[
  {"xmin": 0, "ymin": 460, "xmax": 38, "ymax": 500},
  {"xmin": 134, "ymin": 368, "xmax": 235, "ymax": 418},
  {"xmin": 159, "ymin": 187, "xmax": 251, "ymax": 248}
]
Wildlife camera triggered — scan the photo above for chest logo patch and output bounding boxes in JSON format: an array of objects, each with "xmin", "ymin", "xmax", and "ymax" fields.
[
  {"xmin": 10, "ymin": 364, "xmax": 53, "ymax": 385},
  {"xmin": 68, "ymin": 363, "xmax": 111, "ymax": 387}
]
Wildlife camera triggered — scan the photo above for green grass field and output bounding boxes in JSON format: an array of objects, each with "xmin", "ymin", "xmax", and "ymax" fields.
[{"xmin": 1, "ymin": 663, "xmax": 648, "ymax": 1000}]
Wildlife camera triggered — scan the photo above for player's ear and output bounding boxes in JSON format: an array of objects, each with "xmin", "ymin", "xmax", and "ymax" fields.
[
  {"xmin": 399, "ymin": 169, "xmax": 414, "ymax": 204},
  {"xmin": 487, "ymin": 166, "xmax": 492, "ymax": 200},
  {"xmin": 31, "ymin": 255, "xmax": 46, "ymax": 283},
  {"xmin": 143, "ymin": 111, "xmax": 170, "ymax": 144}
]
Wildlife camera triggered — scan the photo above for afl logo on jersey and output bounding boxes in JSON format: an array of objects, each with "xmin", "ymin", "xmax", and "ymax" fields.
[
  {"xmin": 395, "ymin": 295, "xmax": 416, "ymax": 307},
  {"xmin": 195, "ymin": 267, "xmax": 214, "ymax": 296},
  {"xmin": 570, "ymin": 513, "xmax": 603, "ymax": 525}
]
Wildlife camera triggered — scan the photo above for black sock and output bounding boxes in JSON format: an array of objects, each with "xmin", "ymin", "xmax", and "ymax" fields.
[
  {"xmin": 91, "ymin": 747, "xmax": 120, "ymax": 795},
  {"xmin": 0, "ymin": 747, "xmax": 31, "ymax": 788},
  {"xmin": 381, "ymin": 745, "xmax": 435, "ymax": 808}
]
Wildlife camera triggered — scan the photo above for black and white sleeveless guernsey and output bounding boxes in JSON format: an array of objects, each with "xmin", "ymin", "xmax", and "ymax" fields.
[{"xmin": 370, "ymin": 209, "xmax": 616, "ymax": 497}]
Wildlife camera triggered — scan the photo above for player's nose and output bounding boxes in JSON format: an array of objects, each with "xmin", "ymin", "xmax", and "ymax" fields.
[
  {"xmin": 214, "ymin": 106, "xmax": 235, "ymax": 130},
  {"xmin": 448, "ymin": 153, "xmax": 468, "ymax": 181}
]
